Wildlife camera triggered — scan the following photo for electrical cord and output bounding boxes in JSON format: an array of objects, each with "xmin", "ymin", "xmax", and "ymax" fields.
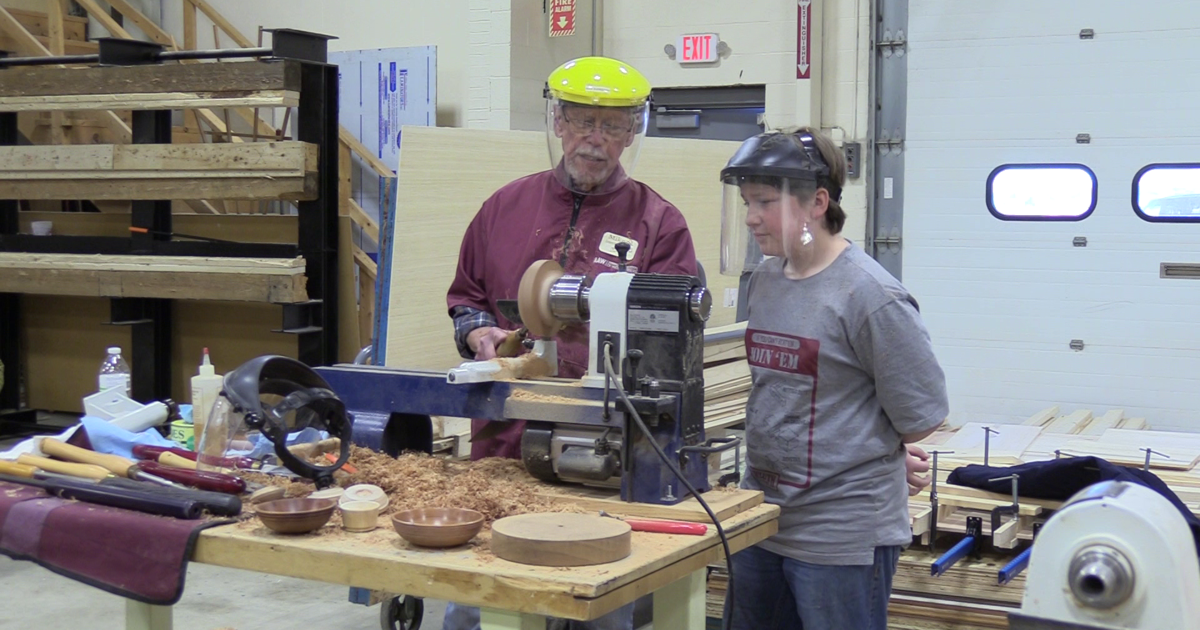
[{"xmin": 602, "ymin": 349, "xmax": 735, "ymax": 630}]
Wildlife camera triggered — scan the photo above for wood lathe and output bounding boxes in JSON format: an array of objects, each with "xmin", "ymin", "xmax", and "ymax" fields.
[{"xmin": 315, "ymin": 250, "xmax": 741, "ymax": 505}]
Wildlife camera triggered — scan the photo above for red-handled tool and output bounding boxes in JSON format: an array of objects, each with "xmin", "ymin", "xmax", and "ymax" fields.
[
  {"xmin": 135, "ymin": 461, "xmax": 246, "ymax": 495},
  {"xmin": 132, "ymin": 445, "xmax": 197, "ymax": 462},
  {"xmin": 599, "ymin": 511, "xmax": 709, "ymax": 535},
  {"xmin": 133, "ymin": 444, "xmax": 257, "ymax": 470}
]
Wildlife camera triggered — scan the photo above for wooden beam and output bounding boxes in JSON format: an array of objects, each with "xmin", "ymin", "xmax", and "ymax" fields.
[
  {"xmin": 0, "ymin": 7, "xmax": 52, "ymax": 56},
  {"xmin": 194, "ymin": 107, "xmax": 243, "ymax": 143},
  {"xmin": 73, "ymin": 0, "xmax": 134, "ymax": 40},
  {"xmin": 0, "ymin": 61, "xmax": 302, "ymax": 106},
  {"xmin": 353, "ymin": 246, "xmax": 377, "ymax": 280},
  {"xmin": 189, "ymin": 0, "xmax": 254, "ymax": 48},
  {"xmin": 46, "ymin": 0, "xmax": 66, "ymax": 145},
  {"xmin": 340, "ymin": 127, "xmax": 397, "ymax": 178},
  {"xmin": 182, "ymin": 0, "xmax": 197, "ymax": 50},
  {"xmin": 5, "ymin": 6, "xmax": 86, "ymax": 40},
  {"xmin": 0, "ymin": 253, "xmax": 308, "ymax": 303},
  {"xmin": 0, "ymin": 91, "xmax": 297, "ymax": 112},
  {"xmin": 348, "ymin": 200, "xmax": 381, "ymax": 244},
  {"xmin": 45, "ymin": 1, "xmax": 64, "ymax": 55},
  {"xmin": 104, "ymin": 0, "xmax": 175, "ymax": 46},
  {"xmin": 0, "ymin": 142, "xmax": 319, "ymax": 200}
]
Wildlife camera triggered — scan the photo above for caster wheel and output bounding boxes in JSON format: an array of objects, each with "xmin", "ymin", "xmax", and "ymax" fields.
[{"xmin": 380, "ymin": 594, "xmax": 424, "ymax": 630}]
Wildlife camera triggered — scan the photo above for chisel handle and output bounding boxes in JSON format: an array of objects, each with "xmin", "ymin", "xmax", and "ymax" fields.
[
  {"xmin": 0, "ymin": 460, "xmax": 37, "ymax": 478},
  {"xmin": 16, "ymin": 454, "xmax": 111, "ymax": 481},
  {"xmin": 41, "ymin": 439, "xmax": 136, "ymax": 477},
  {"xmin": 623, "ymin": 518, "xmax": 709, "ymax": 536},
  {"xmin": 137, "ymin": 461, "xmax": 245, "ymax": 495},
  {"xmin": 158, "ymin": 452, "xmax": 199, "ymax": 470},
  {"xmin": 132, "ymin": 444, "xmax": 197, "ymax": 462}
]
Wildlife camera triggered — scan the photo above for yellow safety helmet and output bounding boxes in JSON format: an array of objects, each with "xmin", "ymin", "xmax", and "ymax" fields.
[{"xmin": 545, "ymin": 56, "xmax": 652, "ymax": 108}]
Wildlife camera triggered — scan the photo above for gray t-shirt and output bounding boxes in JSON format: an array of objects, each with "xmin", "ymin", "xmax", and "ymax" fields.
[{"xmin": 742, "ymin": 242, "xmax": 948, "ymax": 565}]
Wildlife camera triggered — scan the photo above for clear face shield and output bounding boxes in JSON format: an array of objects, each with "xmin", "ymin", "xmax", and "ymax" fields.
[
  {"xmin": 721, "ymin": 176, "xmax": 813, "ymax": 276},
  {"xmin": 546, "ymin": 98, "xmax": 648, "ymax": 195},
  {"xmin": 196, "ymin": 357, "xmax": 352, "ymax": 488}
]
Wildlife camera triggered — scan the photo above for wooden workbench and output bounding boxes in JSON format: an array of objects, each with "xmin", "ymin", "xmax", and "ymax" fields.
[{"xmin": 124, "ymin": 490, "xmax": 779, "ymax": 630}]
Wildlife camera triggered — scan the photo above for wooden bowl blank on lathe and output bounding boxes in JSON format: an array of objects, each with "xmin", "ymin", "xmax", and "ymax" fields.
[{"xmin": 491, "ymin": 513, "xmax": 632, "ymax": 566}]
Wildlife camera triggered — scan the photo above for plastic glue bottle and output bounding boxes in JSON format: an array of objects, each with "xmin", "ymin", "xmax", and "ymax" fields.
[{"xmin": 190, "ymin": 348, "xmax": 223, "ymax": 448}]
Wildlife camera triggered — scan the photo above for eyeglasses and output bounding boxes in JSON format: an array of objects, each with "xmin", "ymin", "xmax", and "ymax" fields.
[{"xmin": 559, "ymin": 108, "xmax": 636, "ymax": 140}]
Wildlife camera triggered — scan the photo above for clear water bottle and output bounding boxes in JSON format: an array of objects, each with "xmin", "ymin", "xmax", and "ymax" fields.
[{"xmin": 98, "ymin": 346, "xmax": 131, "ymax": 397}]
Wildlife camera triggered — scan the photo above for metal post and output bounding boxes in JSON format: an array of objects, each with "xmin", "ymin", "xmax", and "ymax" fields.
[
  {"xmin": 982, "ymin": 425, "xmax": 998, "ymax": 467},
  {"xmin": 1141, "ymin": 447, "xmax": 1168, "ymax": 472},
  {"xmin": 0, "ymin": 108, "xmax": 19, "ymax": 412},
  {"xmin": 295, "ymin": 50, "xmax": 338, "ymax": 366},
  {"xmin": 116, "ymin": 40, "xmax": 174, "ymax": 404},
  {"xmin": 928, "ymin": 449, "xmax": 954, "ymax": 553}
]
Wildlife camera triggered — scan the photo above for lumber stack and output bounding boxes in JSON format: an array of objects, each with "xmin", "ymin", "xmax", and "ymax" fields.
[{"xmin": 702, "ymin": 322, "xmax": 750, "ymax": 436}]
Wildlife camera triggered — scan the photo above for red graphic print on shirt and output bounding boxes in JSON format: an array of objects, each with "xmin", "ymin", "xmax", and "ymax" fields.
[{"xmin": 745, "ymin": 329, "xmax": 820, "ymax": 489}]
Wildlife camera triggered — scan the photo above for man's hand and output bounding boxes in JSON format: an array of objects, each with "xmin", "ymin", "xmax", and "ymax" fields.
[
  {"xmin": 467, "ymin": 326, "xmax": 515, "ymax": 360},
  {"xmin": 906, "ymin": 444, "xmax": 932, "ymax": 496}
]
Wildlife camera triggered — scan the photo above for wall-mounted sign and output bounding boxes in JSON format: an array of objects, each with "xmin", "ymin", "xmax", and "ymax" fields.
[
  {"xmin": 677, "ymin": 33, "xmax": 719, "ymax": 64},
  {"xmin": 549, "ymin": 0, "xmax": 576, "ymax": 38}
]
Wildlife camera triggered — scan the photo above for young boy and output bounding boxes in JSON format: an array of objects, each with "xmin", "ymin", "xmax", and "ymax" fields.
[{"xmin": 719, "ymin": 128, "xmax": 948, "ymax": 630}]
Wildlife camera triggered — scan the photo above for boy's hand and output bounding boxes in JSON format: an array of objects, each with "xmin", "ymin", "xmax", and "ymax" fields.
[{"xmin": 906, "ymin": 444, "xmax": 932, "ymax": 496}]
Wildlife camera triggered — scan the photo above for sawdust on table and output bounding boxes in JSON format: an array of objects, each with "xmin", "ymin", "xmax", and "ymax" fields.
[
  {"xmin": 339, "ymin": 449, "xmax": 591, "ymax": 523},
  {"xmin": 507, "ymin": 389, "xmax": 580, "ymax": 404}
]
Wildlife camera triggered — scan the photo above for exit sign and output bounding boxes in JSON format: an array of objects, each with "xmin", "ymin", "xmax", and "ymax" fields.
[{"xmin": 677, "ymin": 33, "xmax": 719, "ymax": 64}]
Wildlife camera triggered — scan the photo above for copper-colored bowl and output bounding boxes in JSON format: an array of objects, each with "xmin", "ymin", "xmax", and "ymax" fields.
[
  {"xmin": 391, "ymin": 507, "xmax": 485, "ymax": 548},
  {"xmin": 256, "ymin": 498, "xmax": 337, "ymax": 534}
]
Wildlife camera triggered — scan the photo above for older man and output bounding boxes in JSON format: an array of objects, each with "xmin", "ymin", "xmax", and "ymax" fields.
[{"xmin": 447, "ymin": 56, "xmax": 699, "ymax": 461}]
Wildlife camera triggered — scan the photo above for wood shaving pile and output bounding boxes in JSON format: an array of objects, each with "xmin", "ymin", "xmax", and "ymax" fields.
[{"xmin": 339, "ymin": 447, "xmax": 579, "ymax": 524}]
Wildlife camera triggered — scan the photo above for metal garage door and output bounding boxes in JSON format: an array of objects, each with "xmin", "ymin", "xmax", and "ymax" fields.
[{"xmin": 898, "ymin": 0, "xmax": 1200, "ymax": 430}]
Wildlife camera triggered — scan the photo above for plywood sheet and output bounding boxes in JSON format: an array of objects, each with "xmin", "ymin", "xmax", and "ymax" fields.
[{"xmin": 380, "ymin": 126, "xmax": 742, "ymax": 370}]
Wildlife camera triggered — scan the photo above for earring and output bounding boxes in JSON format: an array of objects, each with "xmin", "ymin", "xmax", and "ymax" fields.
[{"xmin": 800, "ymin": 222, "xmax": 814, "ymax": 246}]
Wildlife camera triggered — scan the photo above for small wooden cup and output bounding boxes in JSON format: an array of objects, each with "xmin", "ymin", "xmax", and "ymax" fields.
[{"xmin": 340, "ymin": 500, "xmax": 380, "ymax": 532}]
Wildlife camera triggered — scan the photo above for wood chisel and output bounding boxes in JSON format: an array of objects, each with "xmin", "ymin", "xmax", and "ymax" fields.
[
  {"xmin": 40, "ymin": 439, "xmax": 186, "ymax": 488},
  {"xmin": 1, "ymin": 459, "xmax": 241, "ymax": 516},
  {"xmin": 598, "ymin": 511, "xmax": 709, "ymax": 535},
  {"xmin": 16, "ymin": 454, "xmax": 111, "ymax": 480},
  {"xmin": 131, "ymin": 444, "xmax": 259, "ymax": 470}
]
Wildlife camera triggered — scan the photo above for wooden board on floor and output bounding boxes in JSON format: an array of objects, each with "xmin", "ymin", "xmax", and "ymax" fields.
[
  {"xmin": 533, "ymin": 486, "xmax": 764, "ymax": 524},
  {"xmin": 0, "ymin": 253, "xmax": 308, "ymax": 303},
  {"xmin": 938, "ymin": 423, "xmax": 1043, "ymax": 459},
  {"xmin": 0, "ymin": 59, "xmax": 302, "ymax": 111},
  {"xmin": 1021, "ymin": 406, "xmax": 1059, "ymax": 427},
  {"xmin": 0, "ymin": 142, "xmax": 318, "ymax": 200},
  {"xmin": 1043, "ymin": 409, "xmax": 1093, "ymax": 434},
  {"xmin": 193, "ymin": 502, "xmax": 779, "ymax": 621},
  {"xmin": 380, "ymin": 126, "xmax": 746, "ymax": 370}
]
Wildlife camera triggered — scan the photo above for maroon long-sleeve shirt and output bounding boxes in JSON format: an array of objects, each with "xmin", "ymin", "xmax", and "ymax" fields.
[{"xmin": 447, "ymin": 167, "xmax": 699, "ymax": 459}]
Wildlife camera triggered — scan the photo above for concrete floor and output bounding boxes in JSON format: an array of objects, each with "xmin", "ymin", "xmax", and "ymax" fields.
[{"xmin": 0, "ymin": 554, "xmax": 448, "ymax": 630}]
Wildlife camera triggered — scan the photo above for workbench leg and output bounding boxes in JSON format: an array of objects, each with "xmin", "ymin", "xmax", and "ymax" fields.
[
  {"xmin": 479, "ymin": 608, "xmax": 545, "ymax": 630},
  {"xmin": 125, "ymin": 600, "xmax": 172, "ymax": 630},
  {"xmin": 652, "ymin": 567, "xmax": 706, "ymax": 629}
]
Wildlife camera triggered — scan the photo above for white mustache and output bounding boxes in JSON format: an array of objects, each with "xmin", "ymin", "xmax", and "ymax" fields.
[{"xmin": 574, "ymin": 149, "xmax": 607, "ymax": 161}]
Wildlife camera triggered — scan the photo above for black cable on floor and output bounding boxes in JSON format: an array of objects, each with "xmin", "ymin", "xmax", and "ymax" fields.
[{"xmin": 602, "ymin": 350, "xmax": 735, "ymax": 630}]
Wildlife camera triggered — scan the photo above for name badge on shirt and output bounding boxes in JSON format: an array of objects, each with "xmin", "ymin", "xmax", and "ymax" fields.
[{"xmin": 598, "ymin": 232, "xmax": 639, "ymax": 259}]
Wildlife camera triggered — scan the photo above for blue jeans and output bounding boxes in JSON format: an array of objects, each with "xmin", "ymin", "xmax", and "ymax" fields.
[
  {"xmin": 722, "ymin": 544, "xmax": 901, "ymax": 630},
  {"xmin": 443, "ymin": 602, "xmax": 634, "ymax": 630}
]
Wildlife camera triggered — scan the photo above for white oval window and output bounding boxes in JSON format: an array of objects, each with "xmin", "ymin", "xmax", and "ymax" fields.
[
  {"xmin": 987, "ymin": 164, "xmax": 1097, "ymax": 221},
  {"xmin": 1134, "ymin": 164, "xmax": 1200, "ymax": 222}
]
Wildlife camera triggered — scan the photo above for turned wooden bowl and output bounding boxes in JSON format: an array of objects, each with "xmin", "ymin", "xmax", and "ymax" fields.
[
  {"xmin": 255, "ymin": 498, "xmax": 337, "ymax": 534},
  {"xmin": 391, "ymin": 507, "xmax": 485, "ymax": 548}
]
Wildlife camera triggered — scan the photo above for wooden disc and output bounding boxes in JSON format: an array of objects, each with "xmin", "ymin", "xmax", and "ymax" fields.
[
  {"xmin": 517, "ymin": 259, "xmax": 565, "ymax": 337},
  {"xmin": 491, "ymin": 513, "xmax": 632, "ymax": 567}
]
